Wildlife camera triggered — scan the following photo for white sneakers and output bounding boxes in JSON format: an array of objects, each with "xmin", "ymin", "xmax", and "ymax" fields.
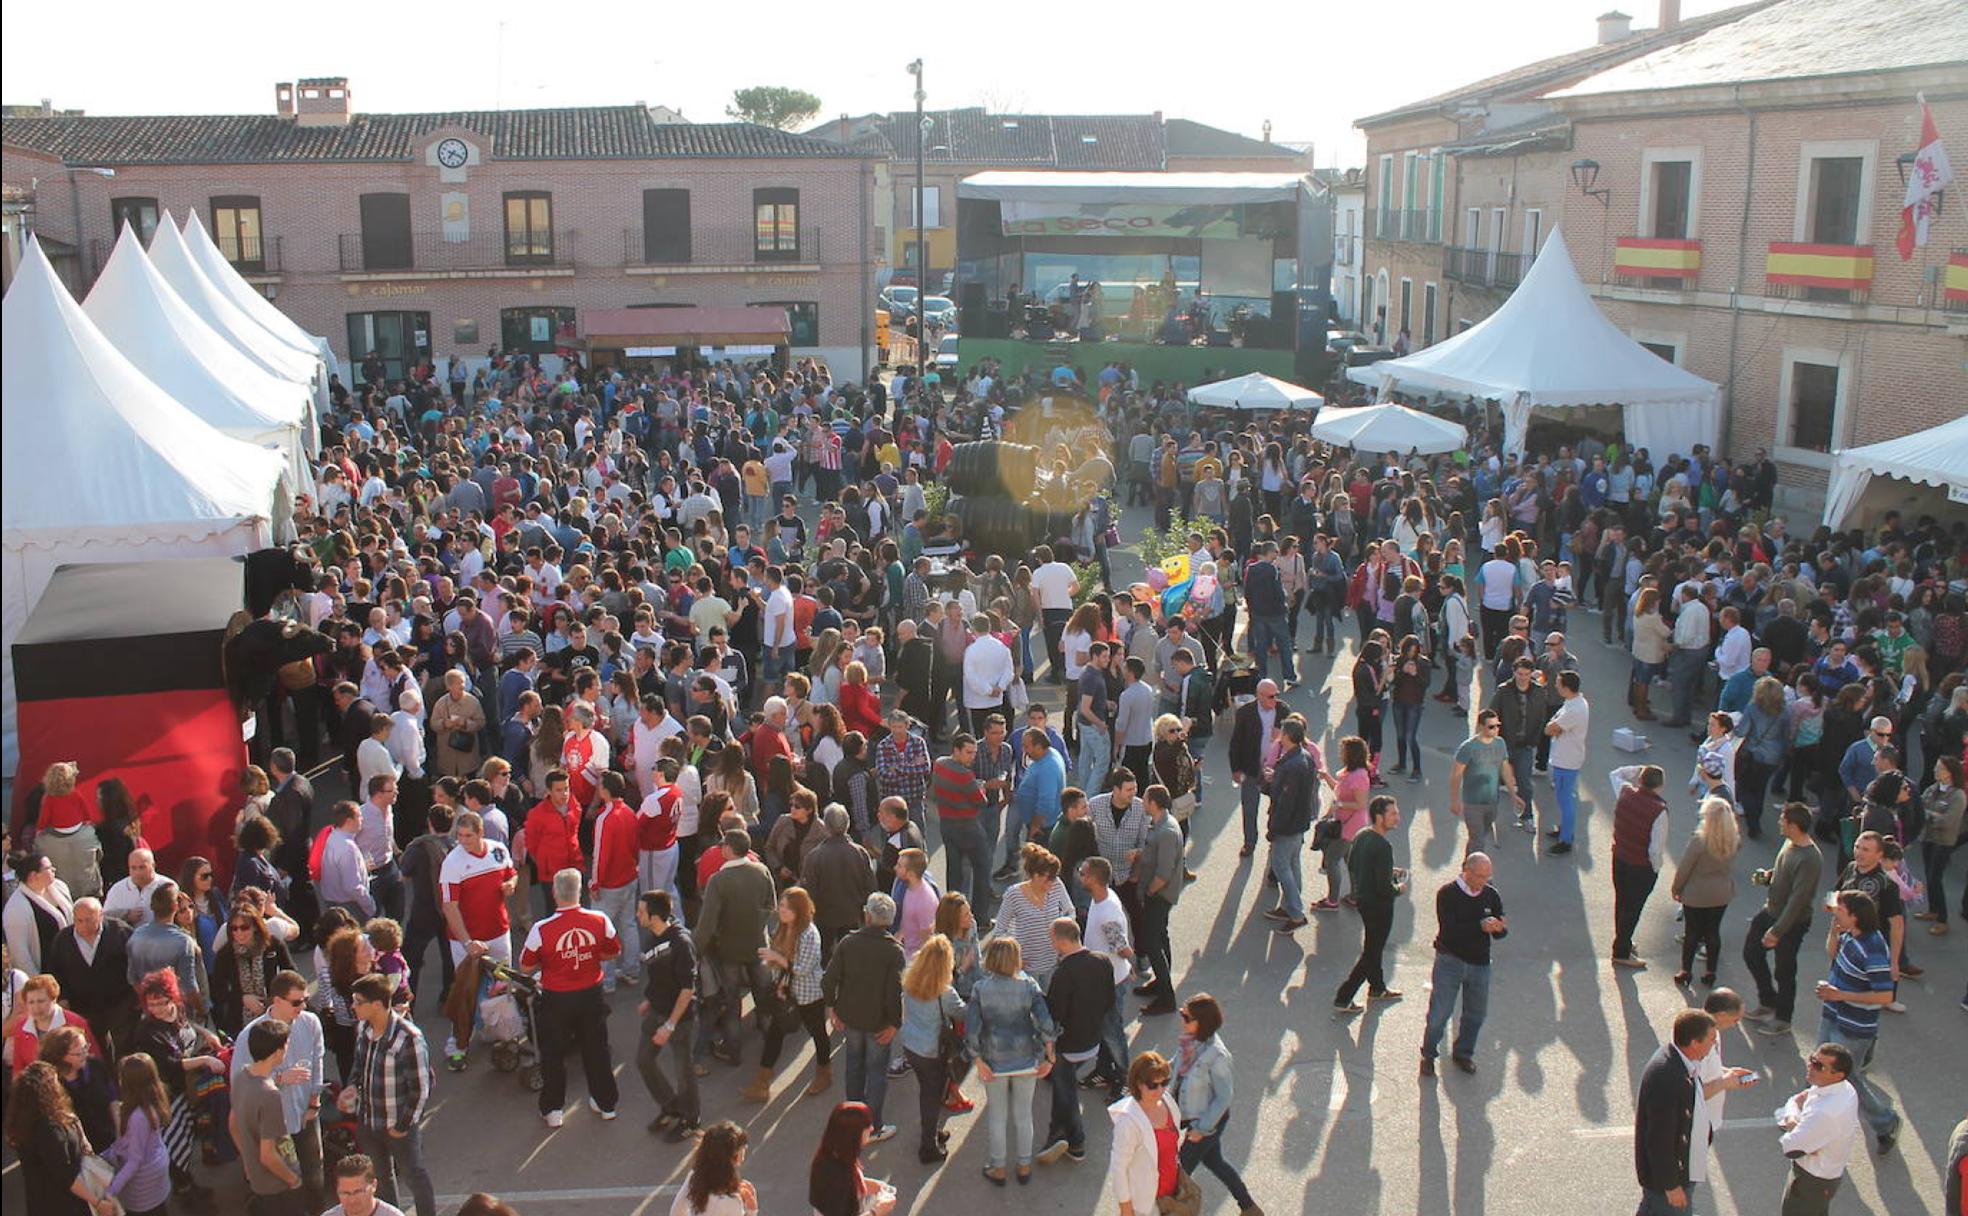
[
  {"xmin": 589, "ymin": 1098, "xmax": 619, "ymax": 1121},
  {"xmin": 543, "ymin": 1110, "xmax": 564, "ymax": 1128}
]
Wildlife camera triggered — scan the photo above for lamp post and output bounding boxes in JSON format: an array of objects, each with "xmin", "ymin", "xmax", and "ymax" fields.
[{"xmin": 908, "ymin": 58, "xmax": 927, "ymax": 389}]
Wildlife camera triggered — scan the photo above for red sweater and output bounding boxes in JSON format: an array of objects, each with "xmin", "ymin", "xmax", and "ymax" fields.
[
  {"xmin": 839, "ymin": 683, "xmax": 885, "ymax": 740},
  {"xmin": 746, "ymin": 724, "xmax": 794, "ymax": 783},
  {"xmin": 590, "ymin": 800, "xmax": 640, "ymax": 891},
  {"xmin": 39, "ymin": 792, "xmax": 99, "ymax": 833},
  {"xmin": 637, "ymin": 785, "xmax": 681, "ymax": 852},
  {"xmin": 524, "ymin": 799, "xmax": 584, "ymax": 882},
  {"xmin": 519, "ymin": 906, "xmax": 620, "ymax": 992}
]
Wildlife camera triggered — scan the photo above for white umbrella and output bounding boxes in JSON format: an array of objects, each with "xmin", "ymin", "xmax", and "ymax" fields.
[
  {"xmin": 1185, "ymin": 371, "xmax": 1323, "ymax": 411},
  {"xmin": 1311, "ymin": 403, "xmax": 1468, "ymax": 455}
]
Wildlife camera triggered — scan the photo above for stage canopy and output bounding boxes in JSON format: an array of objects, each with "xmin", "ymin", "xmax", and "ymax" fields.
[
  {"xmin": 1346, "ymin": 229, "xmax": 1720, "ymax": 460},
  {"xmin": 958, "ymin": 170, "xmax": 1310, "ymax": 205},
  {"xmin": 1187, "ymin": 372, "xmax": 1323, "ymax": 411},
  {"xmin": 1821, "ymin": 415, "xmax": 1968, "ymax": 529},
  {"xmin": 84, "ymin": 224, "xmax": 314, "ymax": 495},
  {"xmin": 1311, "ymin": 402, "xmax": 1469, "ymax": 456},
  {"xmin": 2, "ymin": 239, "xmax": 289, "ymax": 777}
]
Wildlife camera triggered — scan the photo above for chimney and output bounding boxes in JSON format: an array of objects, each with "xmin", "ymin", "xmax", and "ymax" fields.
[
  {"xmin": 1596, "ymin": 9, "xmax": 1632, "ymax": 43},
  {"xmin": 275, "ymin": 82, "xmax": 295, "ymax": 119},
  {"xmin": 294, "ymin": 76, "xmax": 353, "ymax": 127},
  {"xmin": 1658, "ymin": 0, "xmax": 1680, "ymax": 29},
  {"xmin": 1262, "ymin": 119, "xmax": 1273, "ymax": 144}
]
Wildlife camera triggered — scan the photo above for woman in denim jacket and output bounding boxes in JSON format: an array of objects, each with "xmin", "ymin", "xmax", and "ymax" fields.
[
  {"xmin": 964, "ymin": 937, "xmax": 1059, "ymax": 1186},
  {"xmin": 898, "ymin": 934, "xmax": 964, "ymax": 1165},
  {"xmin": 1170, "ymin": 993, "xmax": 1261, "ymax": 1214}
]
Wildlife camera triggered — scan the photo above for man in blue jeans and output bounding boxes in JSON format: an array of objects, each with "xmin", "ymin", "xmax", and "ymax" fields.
[
  {"xmin": 1419, "ymin": 853, "xmax": 1506, "ymax": 1076},
  {"xmin": 1543, "ymin": 671, "xmax": 1590, "ymax": 855},
  {"xmin": 1243, "ymin": 542, "xmax": 1297, "ymax": 686},
  {"xmin": 1037, "ymin": 918, "xmax": 1113, "ymax": 1165},
  {"xmin": 822, "ymin": 892, "xmax": 906, "ymax": 1141},
  {"xmin": 1261, "ymin": 717, "xmax": 1317, "ymax": 933},
  {"xmin": 1814, "ymin": 889, "xmax": 1903, "ymax": 1155}
]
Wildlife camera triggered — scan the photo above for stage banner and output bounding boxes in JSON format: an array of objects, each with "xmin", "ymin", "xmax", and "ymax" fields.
[{"xmin": 1001, "ymin": 201, "xmax": 1243, "ymax": 239}]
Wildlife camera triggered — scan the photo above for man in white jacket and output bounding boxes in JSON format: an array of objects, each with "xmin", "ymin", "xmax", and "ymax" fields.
[{"xmin": 961, "ymin": 614, "xmax": 1016, "ymax": 737}]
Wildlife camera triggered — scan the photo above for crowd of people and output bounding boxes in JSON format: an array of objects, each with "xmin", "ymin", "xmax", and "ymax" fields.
[{"xmin": 4, "ymin": 344, "xmax": 1967, "ymax": 1215}]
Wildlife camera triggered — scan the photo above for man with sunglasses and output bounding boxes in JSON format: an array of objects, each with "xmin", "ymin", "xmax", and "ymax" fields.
[
  {"xmin": 231, "ymin": 969, "xmax": 327, "ymax": 1210},
  {"xmin": 1450, "ymin": 712, "xmax": 1523, "ymax": 856},
  {"xmin": 1777, "ymin": 1043, "xmax": 1860, "ymax": 1216}
]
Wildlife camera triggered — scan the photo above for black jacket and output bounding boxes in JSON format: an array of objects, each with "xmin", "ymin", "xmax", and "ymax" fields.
[
  {"xmin": 267, "ymin": 774, "xmax": 317, "ymax": 875},
  {"xmin": 822, "ymin": 925, "xmax": 904, "ymax": 1032},
  {"xmin": 1492, "ymin": 679, "xmax": 1551, "ymax": 749},
  {"xmin": 1226, "ymin": 701, "xmax": 1267, "ymax": 778},
  {"xmin": 1267, "ymin": 749, "xmax": 1316, "ymax": 839},
  {"xmin": 46, "ymin": 919, "xmax": 134, "ymax": 1027},
  {"xmin": 208, "ymin": 937, "xmax": 296, "ymax": 1036},
  {"xmin": 1046, "ymin": 949, "xmax": 1117, "ymax": 1055},
  {"xmin": 1633, "ymin": 1043, "xmax": 1700, "ymax": 1192}
]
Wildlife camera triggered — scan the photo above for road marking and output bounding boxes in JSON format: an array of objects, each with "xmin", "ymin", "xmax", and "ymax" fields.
[
  {"xmin": 1572, "ymin": 1116, "xmax": 1775, "ymax": 1139},
  {"xmin": 436, "ymin": 1185, "xmax": 680, "ymax": 1204}
]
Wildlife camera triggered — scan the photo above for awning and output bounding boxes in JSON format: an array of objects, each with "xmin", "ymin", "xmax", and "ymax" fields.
[
  {"xmin": 581, "ymin": 306, "xmax": 790, "ymax": 348},
  {"xmin": 958, "ymin": 170, "xmax": 1311, "ymax": 205}
]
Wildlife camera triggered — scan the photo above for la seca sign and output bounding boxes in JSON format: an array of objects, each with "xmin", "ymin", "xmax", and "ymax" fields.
[{"xmin": 1005, "ymin": 215, "xmax": 1159, "ymax": 235}]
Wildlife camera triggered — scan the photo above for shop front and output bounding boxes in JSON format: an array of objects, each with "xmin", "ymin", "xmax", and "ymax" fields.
[{"xmin": 579, "ymin": 305, "xmax": 792, "ymax": 376}]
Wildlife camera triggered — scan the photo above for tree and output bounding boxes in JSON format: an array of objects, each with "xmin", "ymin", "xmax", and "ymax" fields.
[{"xmin": 726, "ymin": 86, "xmax": 822, "ymax": 131}]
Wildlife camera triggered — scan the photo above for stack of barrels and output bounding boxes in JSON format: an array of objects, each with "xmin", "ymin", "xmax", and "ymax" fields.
[{"xmin": 943, "ymin": 440, "xmax": 1077, "ymax": 557}]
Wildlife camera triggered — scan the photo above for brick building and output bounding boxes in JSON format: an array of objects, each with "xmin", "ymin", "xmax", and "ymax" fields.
[
  {"xmin": 1, "ymin": 77, "xmax": 884, "ymax": 380},
  {"xmin": 807, "ymin": 109, "xmax": 1305, "ymax": 287},
  {"xmin": 1356, "ymin": 0, "xmax": 1968, "ymax": 511}
]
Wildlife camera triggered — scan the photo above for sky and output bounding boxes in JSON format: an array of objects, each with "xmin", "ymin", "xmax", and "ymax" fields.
[{"xmin": 2, "ymin": 0, "xmax": 1742, "ymax": 165}]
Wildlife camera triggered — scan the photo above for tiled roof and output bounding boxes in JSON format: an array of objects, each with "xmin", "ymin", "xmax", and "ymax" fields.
[
  {"xmin": 1356, "ymin": 0, "xmax": 1776, "ymax": 127},
  {"xmin": 0, "ymin": 106, "xmax": 868, "ymax": 165},
  {"xmin": 1548, "ymin": 0, "xmax": 1968, "ymax": 97},
  {"xmin": 876, "ymin": 109, "xmax": 1165, "ymax": 169},
  {"xmin": 1164, "ymin": 118, "xmax": 1299, "ymax": 159}
]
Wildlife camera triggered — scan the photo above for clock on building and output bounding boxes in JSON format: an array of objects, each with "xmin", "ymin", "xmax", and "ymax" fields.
[{"xmin": 435, "ymin": 138, "xmax": 470, "ymax": 169}]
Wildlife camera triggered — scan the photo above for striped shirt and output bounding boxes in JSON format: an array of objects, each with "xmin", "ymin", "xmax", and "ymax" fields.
[
  {"xmin": 990, "ymin": 878, "xmax": 1075, "ymax": 983},
  {"xmin": 1823, "ymin": 930, "xmax": 1893, "ymax": 1036},
  {"xmin": 930, "ymin": 757, "xmax": 985, "ymax": 820}
]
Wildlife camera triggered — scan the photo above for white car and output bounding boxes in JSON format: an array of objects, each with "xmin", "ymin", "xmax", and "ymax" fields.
[
  {"xmin": 933, "ymin": 334, "xmax": 961, "ymax": 370},
  {"xmin": 919, "ymin": 295, "xmax": 957, "ymax": 328}
]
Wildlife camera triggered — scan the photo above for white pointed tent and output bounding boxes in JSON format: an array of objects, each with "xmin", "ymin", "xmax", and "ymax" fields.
[
  {"xmin": 181, "ymin": 210, "xmax": 332, "ymax": 448},
  {"xmin": 1, "ymin": 240, "xmax": 291, "ymax": 776},
  {"xmin": 1821, "ymin": 415, "xmax": 1968, "ymax": 529},
  {"xmin": 83, "ymin": 225, "xmax": 315, "ymax": 495},
  {"xmin": 147, "ymin": 212, "xmax": 320, "ymax": 391},
  {"xmin": 1347, "ymin": 229, "xmax": 1720, "ymax": 460}
]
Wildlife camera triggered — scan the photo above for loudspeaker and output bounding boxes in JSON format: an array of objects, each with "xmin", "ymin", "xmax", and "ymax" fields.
[{"xmin": 960, "ymin": 282, "xmax": 987, "ymax": 335}]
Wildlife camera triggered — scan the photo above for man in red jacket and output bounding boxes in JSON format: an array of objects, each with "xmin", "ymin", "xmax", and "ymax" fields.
[
  {"xmin": 589, "ymin": 772, "xmax": 642, "ymax": 993},
  {"xmin": 519, "ymin": 866, "xmax": 620, "ymax": 1126},
  {"xmin": 522, "ymin": 771, "xmax": 584, "ymax": 924},
  {"xmin": 745, "ymin": 697, "xmax": 796, "ymax": 783}
]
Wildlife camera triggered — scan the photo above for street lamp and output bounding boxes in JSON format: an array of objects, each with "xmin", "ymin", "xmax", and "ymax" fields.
[
  {"xmin": 1569, "ymin": 159, "xmax": 1611, "ymax": 207},
  {"xmin": 907, "ymin": 58, "xmax": 927, "ymax": 389}
]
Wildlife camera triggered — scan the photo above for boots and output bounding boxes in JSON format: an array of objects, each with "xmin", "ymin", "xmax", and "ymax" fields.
[
  {"xmin": 1632, "ymin": 681, "xmax": 1656, "ymax": 721},
  {"xmin": 805, "ymin": 1063, "xmax": 833, "ymax": 1097},
  {"xmin": 740, "ymin": 1066, "xmax": 772, "ymax": 1103}
]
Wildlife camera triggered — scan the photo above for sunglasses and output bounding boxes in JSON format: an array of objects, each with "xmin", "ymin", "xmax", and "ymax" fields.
[
  {"xmin": 1806, "ymin": 1058, "xmax": 1832, "ymax": 1072},
  {"xmin": 1142, "ymin": 1078, "xmax": 1169, "ymax": 1091}
]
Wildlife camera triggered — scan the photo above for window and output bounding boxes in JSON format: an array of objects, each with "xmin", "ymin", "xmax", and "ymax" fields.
[
  {"xmin": 907, "ymin": 185, "xmax": 943, "ymax": 229},
  {"xmin": 346, "ymin": 310, "xmax": 430, "ymax": 383},
  {"xmin": 210, "ymin": 195, "xmax": 264, "ymax": 270},
  {"xmin": 1786, "ymin": 361, "xmax": 1840, "ymax": 452},
  {"xmin": 500, "ymin": 306, "xmax": 575, "ymax": 355},
  {"xmin": 753, "ymin": 300, "xmax": 819, "ymax": 347},
  {"xmin": 1422, "ymin": 282, "xmax": 1437, "ymax": 345},
  {"xmin": 1399, "ymin": 277, "xmax": 1412, "ymax": 338},
  {"xmin": 641, "ymin": 189, "xmax": 692, "ymax": 264},
  {"xmin": 109, "ymin": 197, "xmax": 158, "ymax": 245},
  {"xmin": 1429, "ymin": 150, "xmax": 1445, "ymax": 242},
  {"xmin": 1639, "ymin": 341, "xmax": 1679, "ymax": 364},
  {"xmin": 1649, "ymin": 161, "xmax": 1693, "ymax": 239},
  {"xmin": 502, "ymin": 192, "xmax": 554, "ymax": 265},
  {"xmin": 1487, "ymin": 207, "xmax": 1505, "ymax": 281},
  {"xmin": 753, "ymin": 187, "xmax": 801, "ymax": 261},
  {"xmin": 1522, "ymin": 209, "xmax": 1543, "ymax": 262},
  {"xmin": 1402, "ymin": 151, "xmax": 1419, "ymax": 237},
  {"xmin": 1465, "ymin": 207, "xmax": 1482, "ymax": 249},
  {"xmin": 1805, "ymin": 157, "xmax": 1864, "ymax": 245},
  {"xmin": 358, "ymin": 193, "xmax": 413, "ymax": 270},
  {"xmin": 1376, "ymin": 154, "xmax": 1394, "ymax": 231}
]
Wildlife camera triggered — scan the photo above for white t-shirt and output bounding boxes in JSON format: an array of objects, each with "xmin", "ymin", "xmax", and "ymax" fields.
[
  {"xmin": 1478, "ymin": 559, "xmax": 1518, "ymax": 610},
  {"xmin": 1031, "ymin": 562, "xmax": 1078, "ymax": 611},
  {"xmin": 1084, "ymin": 890, "xmax": 1134, "ymax": 985},
  {"xmin": 762, "ymin": 586, "xmax": 796, "ymax": 647},
  {"xmin": 1061, "ymin": 628, "xmax": 1093, "ymax": 680},
  {"xmin": 1548, "ymin": 695, "xmax": 1591, "ymax": 770}
]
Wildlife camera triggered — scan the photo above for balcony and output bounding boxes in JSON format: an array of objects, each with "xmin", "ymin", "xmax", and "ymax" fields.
[
  {"xmin": 92, "ymin": 233, "xmax": 283, "ymax": 277},
  {"xmin": 336, "ymin": 229, "xmax": 578, "ymax": 274},
  {"xmin": 620, "ymin": 225, "xmax": 823, "ymax": 270},
  {"xmin": 1945, "ymin": 249, "xmax": 1968, "ymax": 314},
  {"xmin": 1443, "ymin": 245, "xmax": 1523, "ymax": 291},
  {"xmin": 1764, "ymin": 240, "xmax": 1873, "ymax": 304},
  {"xmin": 1367, "ymin": 209, "xmax": 1436, "ymax": 244},
  {"xmin": 1612, "ymin": 236, "xmax": 1701, "ymax": 290}
]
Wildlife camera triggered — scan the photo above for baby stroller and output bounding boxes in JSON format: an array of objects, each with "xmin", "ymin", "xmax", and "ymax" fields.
[
  {"xmin": 481, "ymin": 960, "xmax": 543, "ymax": 1092},
  {"xmin": 319, "ymin": 1082, "xmax": 363, "ymax": 1179}
]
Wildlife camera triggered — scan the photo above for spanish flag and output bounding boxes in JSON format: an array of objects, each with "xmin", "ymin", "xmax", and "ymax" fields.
[
  {"xmin": 1766, "ymin": 242, "xmax": 1875, "ymax": 291},
  {"xmin": 1614, "ymin": 237, "xmax": 1702, "ymax": 279},
  {"xmin": 1946, "ymin": 251, "xmax": 1968, "ymax": 305}
]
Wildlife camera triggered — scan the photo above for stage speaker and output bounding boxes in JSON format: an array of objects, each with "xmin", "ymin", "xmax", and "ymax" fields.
[{"xmin": 960, "ymin": 282, "xmax": 987, "ymax": 335}]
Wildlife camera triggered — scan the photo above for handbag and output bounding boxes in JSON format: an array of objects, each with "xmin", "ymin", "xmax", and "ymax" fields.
[
  {"xmin": 1008, "ymin": 679, "xmax": 1031, "ymax": 712},
  {"xmin": 1156, "ymin": 1168, "xmax": 1203, "ymax": 1216},
  {"xmin": 447, "ymin": 730, "xmax": 476, "ymax": 753},
  {"xmin": 1311, "ymin": 816, "xmax": 1343, "ymax": 851}
]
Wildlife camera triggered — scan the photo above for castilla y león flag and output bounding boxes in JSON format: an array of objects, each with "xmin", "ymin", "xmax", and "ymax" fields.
[{"xmin": 1897, "ymin": 94, "xmax": 1954, "ymax": 260}]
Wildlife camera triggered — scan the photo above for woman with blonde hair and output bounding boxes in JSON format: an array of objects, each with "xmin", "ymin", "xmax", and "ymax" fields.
[
  {"xmin": 236, "ymin": 764, "xmax": 273, "ymax": 834},
  {"xmin": 838, "ymin": 661, "xmax": 885, "ymax": 739},
  {"xmin": 34, "ymin": 761, "xmax": 103, "ymax": 900},
  {"xmin": 808, "ymin": 629, "xmax": 843, "ymax": 704},
  {"xmin": 1628, "ymin": 585, "xmax": 1672, "ymax": 721},
  {"xmin": 899, "ymin": 933, "xmax": 965, "ymax": 1163},
  {"xmin": 964, "ymin": 936, "xmax": 1058, "ymax": 1186},
  {"xmin": 1669, "ymin": 796, "xmax": 1739, "ymax": 986},
  {"xmin": 747, "ymin": 886, "xmax": 829, "ymax": 1103}
]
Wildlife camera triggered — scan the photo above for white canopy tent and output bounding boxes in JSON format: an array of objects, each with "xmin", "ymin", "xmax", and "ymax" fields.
[
  {"xmin": 1186, "ymin": 371, "xmax": 1324, "ymax": 412},
  {"xmin": 2, "ymin": 240, "xmax": 291, "ymax": 777},
  {"xmin": 1821, "ymin": 415, "xmax": 1968, "ymax": 530},
  {"xmin": 147, "ymin": 212, "xmax": 321, "ymax": 392},
  {"xmin": 1346, "ymin": 229, "xmax": 1720, "ymax": 460},
  {"xmin": 84, "ymin": 225, "xmax": 315, "ymax": 496},
  {"xmin": 181, "ymin": 210, "xmax": 332, "ymax": 450},
  {"xmin": 1311, "ymin": 402, "xmax": 1469, "ymax": 456}
]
